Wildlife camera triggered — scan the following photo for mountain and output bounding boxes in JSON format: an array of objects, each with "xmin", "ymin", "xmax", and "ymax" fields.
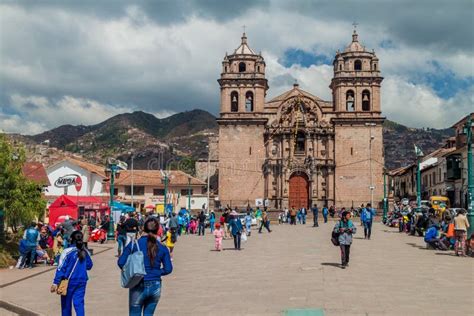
[
  {"xmin": 382, "ymin": 120, "xmax": 454, "ymax": 170},
  {"xmin": 7, "ymin": 111, "xmax": 454, "ymax": 173}
]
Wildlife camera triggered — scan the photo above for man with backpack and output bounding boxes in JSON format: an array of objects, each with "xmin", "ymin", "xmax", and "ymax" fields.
[
  {"xmin": 333, "ymin": 211, "xmax": 356, "ymax": 269},
  {"xmin": 361, "ymin": 203, "xmax": 376, "ymax": 240},
  {"xmin": 312, "ymin": 204, "xmax": 319, "ymax": 227}
]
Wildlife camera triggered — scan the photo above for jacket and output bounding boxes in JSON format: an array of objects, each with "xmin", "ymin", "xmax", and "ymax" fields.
[
  {"xmin": 24, "ymin": 228, "xmax": 39, "ymax": 248},
  {"xmin": 333, "ymin": 220, "xmax": 356, "ymax": 245},
  {"xmin": 312, "ymin": 207, "xmax": 318, "ymax": 216},
  {"xmin": 118, "ymin": 236, "xmax": 173, "ymax": 282},
  {"xmin": 361, "ymin": 208, "xmax": 376, "ymax": 223},
  {"xmin": 454, "ymin": 214, "xmax": 469, "ymax": 231},
  {"xmin": 53, "ymin": 247, "xmax": 93, "ymax": 285},
  {"xmin": 424, "ymin": 226, "xmax": 438, "ymax": 242},
  {"xmin": 322, "ymin": 207, "xmax": 328, "ymax": 215},
  {"xmin": 229, "ymin": 218, "xmax": 243, "ymax": 236}
]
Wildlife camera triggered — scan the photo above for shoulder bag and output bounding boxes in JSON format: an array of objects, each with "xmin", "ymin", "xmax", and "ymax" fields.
[
  {"xmin": 56, "ymin": 257, "xmax": 79, "ymax": 296},
  {"xmin": 121, "ymin": 240, "xmax": 146, "ymax": 288}
]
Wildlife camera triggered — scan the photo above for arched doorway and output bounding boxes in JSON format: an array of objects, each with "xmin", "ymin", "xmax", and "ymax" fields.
[{"xmin": 289, "ymin": 173, "xmax": 309, "ymax": 209}]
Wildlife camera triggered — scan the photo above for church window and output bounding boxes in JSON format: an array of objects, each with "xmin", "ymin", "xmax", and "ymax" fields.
[
  {"xmin": 257, "ymin": 65, "xmax": 260, "ymax": 72},
  {"xmin": 239, "ymin": 62, "xmax": 246, "ymax": 72},
  {"xmin": 225, "ymin": 66, "xmax": 228, "ymax": 72},
  {"xmin": 362, "ymin": 90, "xmax": 370, "ymax": 111},
  {"xmin": 296, "ymin": 131, "xmax": 305, "ymax": 153},
  {"xmin": 231, "ymin": 91, "xmax": 239, "ymax": 112},
  {"xmin": 339, "ymin": 64, "xmax": 342, "ymax": 71},
  {"xmin": 373, "ymin": 63, "xmax": 377, "ymax": 71},
  {"xmin": 245, "ymin": 91, "xmax": 254, "ymax": 112},
  {"xmin": 249, "ymin": 147, "xmax": 252, "ymax": 155},
  {"xmin": 354, "ymin": 60, "xmax": 362, "ymax": 71},
  {"xmin": 346, "ymin": 90, "xmax": 355, "ymax": 112}
]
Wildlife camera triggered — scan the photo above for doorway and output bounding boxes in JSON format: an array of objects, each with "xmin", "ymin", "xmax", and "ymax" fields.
[{"xmin": 289, "ymin": 173, "xmax": 309, "ymax": 209}]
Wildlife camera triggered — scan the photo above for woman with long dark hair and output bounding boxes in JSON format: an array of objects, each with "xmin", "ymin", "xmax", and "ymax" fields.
[
  {"xmin": 118, "ymin": 217, "xmax": 173, "ymax": 315},
  {"xmin": 51, "ymin": 230, "xmax": 93, "ymax": 316}
]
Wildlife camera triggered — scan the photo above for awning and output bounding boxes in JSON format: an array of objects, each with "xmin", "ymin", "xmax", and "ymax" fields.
[{"xmin": 110, "ymin": 201, "xmax": 135, "ymax": 213}]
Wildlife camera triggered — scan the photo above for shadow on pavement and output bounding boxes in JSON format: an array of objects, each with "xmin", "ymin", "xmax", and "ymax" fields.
[
  {"xmin": 321, "ymin": 262, "xmax": 341, "ymax": 268},
  {"xmin": 406, "ymin": 242, "xmax": 428, "ymax": 250},
  {"xmin": 354, "ymin": 237, "xmax": 365, "ymax": 240},
  {"xmin": 382, "ymin": 230, "xmax": 400, "ymax": 233},
  {"xmin": 434, "ymin": 252, "xmax": 457, "ymax": 257}
]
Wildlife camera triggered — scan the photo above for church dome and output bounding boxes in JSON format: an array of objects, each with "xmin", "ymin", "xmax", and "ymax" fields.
[
  {"xmin": 344, "ymin": 30, "xmax": 365, "ymax": 53},
  {"xmin": 233, "ymin": 33, "xmax": 256, "ymax": 55}
]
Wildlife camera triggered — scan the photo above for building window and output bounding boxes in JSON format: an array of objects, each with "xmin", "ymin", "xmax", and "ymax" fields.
[
  {"xmin": 362, "ymin": 90, "xmax": 370, "ymax": 111},
  {"xmin": 153, "ymin": 188, "xmax": 165, "ymax": 196},
  {"xmin": 257, "ymin": 65, "xmax": 260, "ymax": 72},
  {"xmin": 339, "ymin": 64, "xmax": 342, "ymax": 71},
  {"xmin": 373, "ymin": 63, "xmax": 377, "ymax": 71},
  {"xmin": 181, "ymin": 189, "xmax": 193, "ymax": 196},
  {"xmin": 296, "ymin": 131, "xmax": 305, "ymax": 152},
  {"xmin": 245, "ymin": 91, "xmax": 254, "ymax": 112},
  {"xmin": 225, "ymin": 66, "xmax": 228, "ymax": 72},
  {"xmin": 126, "ymin": 186, "xmax": 144, "ymax": 195},
  {"xmin": 231, "ymin": 91, "xmax": 239, "ymax": 112},
  {"xmin": 113, "ymin": 188, "xmax": 118, "ymax": 196},
  {"xmin": 346, "ymin": 90, "xmax": 355, "ymax": 111},
  {"xmin": 239, "ymin": 62, "xmax": 246, "ymax": 72},
  {"xmin": 354, "ymin": 60, "xmax": 362, "ymax": 71}
]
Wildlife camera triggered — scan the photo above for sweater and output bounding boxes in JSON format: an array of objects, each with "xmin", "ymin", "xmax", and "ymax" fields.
[{"xmin": 53, "ymin": 247, "xmax": 93, "ymax": 285}]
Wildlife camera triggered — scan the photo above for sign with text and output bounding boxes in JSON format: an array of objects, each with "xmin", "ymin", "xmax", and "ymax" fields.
[{"xmin": 54, "ymin": 174, "xmax": 81, "ymax": 188}]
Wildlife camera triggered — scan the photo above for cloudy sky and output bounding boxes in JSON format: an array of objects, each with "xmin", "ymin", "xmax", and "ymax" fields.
[{"xmin": 1, "ymin": 0, "xmax": 473, "ymax": 134}]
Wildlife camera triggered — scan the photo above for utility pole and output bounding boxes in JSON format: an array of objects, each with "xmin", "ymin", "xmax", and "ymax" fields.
[
  {"xmin": 128, "ymin": 152, "xmax": 134, "ymax": 209},
  {"xmin": 415, "ymin": 145, "xmax": 424, "ymax": 208},
  {"xmin": 383, "ymin": 170, "xmax": 388, "ymax": 222},
  {"xmin": 206, "ymin": 144, "xmax": 211, "ymax": 213},
  {"xmin": 464, "ymin": 115, "xmax": 473, "ymax": 236},
  {"xmin": 188, "ymin": 177, "xmax": 191, "ymax": 211},
  {"xmin": 161, "ymin": 170, "xmax": 170, "ymax": 215},
  {"xmin": 365, "ymin": 123, "xmax": 376, "ymax": 207}
]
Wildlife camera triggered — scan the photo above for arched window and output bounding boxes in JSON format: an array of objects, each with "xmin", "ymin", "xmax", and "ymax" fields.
[
  {"xmin": 257, "ymin": 65, "xmax": 260, "ymax": 72},
  {"xmin": 346, "ymin": 90, "xmax": 355, "ymax": 112},
  {"xmin": 230, "ymin": 91, "xmax": 239, "ymax": 112},
  {"xmin": 339, "ymin": 64, "xmax": 342, "ymax": 71},
  {"xmin": 362, "ymin": 90, "xmax": 370, "ymax": 111},
  {"xmin": 225, "ymin": 66, "xmax": 228, "ymax": 72},
  {"xmin": 373, "ymin": 63, "xmax": 377, "ymax": 71},
  {"xmin": 239, "ymin": 62, "xmax": 246, "ymax": 72},
  {"xmin": 354, "ymin": 60, "xmax": 362, "ymax": 71},
  {"xmin": 245, "ymin": 91, "xmax": 254, "ymax": 112},
  {"xmin": 296, "ymin": 131, "xmax": 305, "ymax": 153}
]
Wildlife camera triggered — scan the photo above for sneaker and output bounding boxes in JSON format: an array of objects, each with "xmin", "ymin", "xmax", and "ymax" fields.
[{"xmin": 341, "ymin": 265, "xmax": 346, "ymax": 269}]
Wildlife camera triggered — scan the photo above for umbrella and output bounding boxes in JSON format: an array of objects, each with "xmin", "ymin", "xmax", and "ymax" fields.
[{"xmin": 145, "ymin": 205, "xmax": 155, "ymax": 209}]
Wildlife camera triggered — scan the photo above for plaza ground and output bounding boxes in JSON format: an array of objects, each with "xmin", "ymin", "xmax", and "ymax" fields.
[{"xmin": 0, "ymin": 222, "xmax": 473, "ymax": 315}]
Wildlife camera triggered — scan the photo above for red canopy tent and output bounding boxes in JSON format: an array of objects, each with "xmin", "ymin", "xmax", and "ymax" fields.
[{"xmin": 48, "ymin": 195, "xmax": 110, "ymax": 226}]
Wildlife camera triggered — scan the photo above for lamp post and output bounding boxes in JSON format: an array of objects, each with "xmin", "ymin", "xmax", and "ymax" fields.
[
  {"xmin": 128, "ymin": 152, "xmax": 134, "ymax": 209},
  {"xmin": 206, "ymin": 144, "xmax": 211, "ymax": 213},
  {"xmin": 161, "ymin": 170, "xmax": 170, "ymax": 215},
  {"xmin": 464, "ymin": 115, "xmax": 473, "ymax": 236},
  {"xmin": 383, "ymin": 169, "xmax": 388, "ymax": 223},
  {"xmin": 188, "ymin": 176, "xmax": 191, "ymax": 211},
  {"xmin": 414, "ymin": 145, "xmax": 424, "ymax": 208},
  {"xmin": 365, "ymin": 123, "xmax": 376, "ymax": 207},
  {"xmin": 105, "ymin": 158, "xmax": 127, "ymax": 240}
]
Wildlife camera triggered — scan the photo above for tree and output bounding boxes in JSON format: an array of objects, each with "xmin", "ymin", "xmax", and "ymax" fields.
[{"xmin": 0, "ymin": 134, "xmax": 46, "ymax": 243}]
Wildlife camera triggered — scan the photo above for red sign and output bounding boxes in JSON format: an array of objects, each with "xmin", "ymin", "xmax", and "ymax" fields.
[{"xmin": 75, "ymin": 176, "xmax": 82, "ymax": 192}]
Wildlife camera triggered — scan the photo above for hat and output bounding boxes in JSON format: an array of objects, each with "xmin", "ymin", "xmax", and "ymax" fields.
[{"xmin": 215, "ymin": 223, "xmax": 221, "ymax": 228}]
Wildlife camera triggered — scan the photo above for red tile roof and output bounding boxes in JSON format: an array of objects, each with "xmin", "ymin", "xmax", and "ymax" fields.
[{"xmin": 22, "ymin": 162, "xmax": 50, "ymax": 186}]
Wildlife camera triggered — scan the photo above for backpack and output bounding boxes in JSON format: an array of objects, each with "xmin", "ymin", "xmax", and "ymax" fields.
[
  {"xmin": 331, "ymin": 222, "xmax": 341, "ymax": 246},
  {"xmin": 121, "ymin": 241, "xmax": 146, "ymax": 288}
]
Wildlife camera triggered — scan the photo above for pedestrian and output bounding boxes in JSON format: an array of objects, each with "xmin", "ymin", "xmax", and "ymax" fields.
[
  {"xmin": 297, "ymin": 209, "xmax": 302, "ymax": 224},
  {"xmin": 329, "ymin": 205, "xmax": 335, "ymax": 218},
  {"xmin": 245, "ymin": 212, "xmax": 253, "ymax": 236},
  {"xmin": 258, "ymin": 210, "xmax": 272, "ymax": 233},
  {"xmin": 454, "ymin": 209, "xmax": 470, "ymax": 256},
  {"xmin": 119, "ymin": 218, "xmax": 173, "ymax": 315},
  {"xmin": 213, "ymin": 223, "xmax": 224, "ymax": 251},
  {"xmin": 359, "ymin": 204, "xmax": 365, "ymax": 226},
  {"xmin": 116, "ymin": 216, "xmax": 127, "ymax": 257},
  {"xmin": 290, "ymin": 207, "xmax": 297, "ymax": 225},
  {"xmin": 51, "ymin": 231, "xmax": 93, "ymax": 316},
  {"xmin": 301, "ymin": 207, "xmax": 307, "ymax": 224},
  {"xmin": 255, "ymin": 207, "xmax": 262, "ymax": 228},
  {"xmin": 322, "ymin": 206, "xmax": 328, "ymax": 223},
  {"xmin": 161, "ymin": 227, "xmax": 177, "ymax": 261},
  {"xmin": 312, "ymin": 204, "xmax": 319, "ymax": 227},
  {"xmin": 333, "ymin": 211, "xmax": 356, "ymax": 269},
  {"xmin": 124, "ymin": 213, "xmax": 139, "ymax": 246},
  {"xmin": 209, "ymin": 211, "xmax": 216, "ymax": 233},
  {"xmin": 169, "ymin": 212, "xmax": 178, "ymax": 232},
  {"xmin": 229, "ymin": 211, "xmax": 243, "ymax": 250},
  {"xmin": 424, "ymin": 224, "xmax": 448, "ymax": 250},
  {"xmin": 198, "ymin": 211, "xmax": 206, "ymax": 236},
  {"xmin": 23, "ymin": 222, "xmax": 39, "ymax": 269},
  {"xmin": 62, "ymin": 216, "xmax": 75, "ymax": 248},
  {"xmin": 80, "ymin": 217, "xmax": 90, "ymax": 250},
  {"xmin": 219, "ymin": 212, "xmax": 227, "ymax": 239},
  {"xmin": 361, "ymin": 203, "xmax": 376, "ymax": 240}
]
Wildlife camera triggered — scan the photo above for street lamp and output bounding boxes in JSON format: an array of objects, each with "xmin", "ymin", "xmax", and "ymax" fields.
[
  {"xmin": 128, "ymin": 152, "xmax": 134, "ymax": 209},
  {"xmin": 365, "ymin": 122, "xmax": 376, "ymax": 208},
  {"xmin": 414, "ymin": 145, "xmax": 424, "ymax": 208},
  {"xmin": 105, "ymin": 158, "xmax": 127, "ymax": 240},
  {"xmin": 206, "ymin": 144, "xmax": 211, "ymax": 213},
  {"xmin": 187, "ymin": 176, "xmax": 191, "ymax": 211},
  {"xmin": 462, "ymin": 115, "xmax": 473, "ymax": 236},
  {"xmin": 160, "ymin": 170, "xmax": 170, "ymax": 215}
]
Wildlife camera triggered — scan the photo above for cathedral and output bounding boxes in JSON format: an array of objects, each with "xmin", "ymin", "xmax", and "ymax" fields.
[{"xmin": 216, "ymin": 30, "xmax": 384, "ymax": 210}]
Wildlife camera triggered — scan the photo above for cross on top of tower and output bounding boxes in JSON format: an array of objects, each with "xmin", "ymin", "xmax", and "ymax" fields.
[{"xmin": 352, "ymin": 22, "xmax": 359, "ymax": 42}]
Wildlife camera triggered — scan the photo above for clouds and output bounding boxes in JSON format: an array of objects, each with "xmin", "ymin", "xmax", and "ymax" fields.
[{"xmin": 0, "ymin": 1, "xmax": 472, "ymax": 134}]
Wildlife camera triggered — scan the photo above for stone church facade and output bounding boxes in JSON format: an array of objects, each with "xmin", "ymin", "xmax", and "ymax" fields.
[{"xmin": 216, "ymin": 30, "xmax": 384, "ymax": 210}]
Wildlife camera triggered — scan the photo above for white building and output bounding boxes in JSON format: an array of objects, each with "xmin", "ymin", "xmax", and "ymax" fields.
[{"xmin": 45, "ymin": 157, "xmax": 106, "ymax": 200}]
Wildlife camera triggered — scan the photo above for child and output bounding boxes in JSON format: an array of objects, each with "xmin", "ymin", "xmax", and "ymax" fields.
[
  {"xmin": 52, "ymin": 232, "xmax": 64, "ymax": 266},
  {"xmin": 162, "ymin": 228, "xmax": 176, "ymax": 261},
  {"xmin": 213, "ymin": 223, "xmax": 224, "ymax": 251}
]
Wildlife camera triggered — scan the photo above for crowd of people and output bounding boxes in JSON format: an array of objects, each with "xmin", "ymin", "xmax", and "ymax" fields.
[{"xmin": 386, "ymin": 202, "xmax": 474, "ymax": 257}]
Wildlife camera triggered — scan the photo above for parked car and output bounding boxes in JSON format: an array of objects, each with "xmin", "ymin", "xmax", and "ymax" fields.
[{"xmin": 237, "ymin": 213, "xmax": 257, "ymax": 226}]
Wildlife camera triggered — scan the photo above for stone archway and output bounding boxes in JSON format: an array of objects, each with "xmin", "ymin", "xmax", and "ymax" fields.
[{"xmin": 289, "ymin": 173, "xmax": 309, "ymax": 209}]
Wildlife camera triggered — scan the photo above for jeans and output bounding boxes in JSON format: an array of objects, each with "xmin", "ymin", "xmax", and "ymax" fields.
[
  {"xmin": 302, "ymin": 214, "xmax": 306, "ymax": 224},
  {"xmin": 363, "ymin": 221, "xmax": 373, "ymax": 239},
  {"xmin": 323, "ymin": 214, "xmax": 328, "ymax": 223},
  {"xmin": 26, "ymin": 246, "xmax": 36, "ymax": 268},
  {"xmin": 126, "ymin": 232, "xmax": 137, "ymax": 247},
  {"xmin": 313, "ymin": 213, "xmax": 318, "ymax": 227},
  {"xmin": 117, "ymin": 234, "xmax": 127, "ymax": 255},
  {"xmin": 290, "ymin": 216, "xmax": 296, "ymax": 225},
  {"xmin": 246, "ymin": 223, "xmax": 251, "ymax": 235},
  {"xmin": 210, "ymin": 222, "xmax": 215, "ymax": 233},
  {"xmin": 61, "ymin": 282, "xmax": 86, "ymax": 316},
  {"xmin": 258, "ymin": 220, "xmax": 271, "ymax": 233},
  {"xmin": 233, "ymin": 233, "xmax": 241, "ymax": 249},
  {"xmin": 340, "ymin": 245, "xmax": 351, "ymax": 266},
  {"xmin": 198, "ymin": 223, "xmax": 205, "ymax": 236},
  {"xmin": 130, "ymin": 280, "xmax": 162, "ymax": 316}
]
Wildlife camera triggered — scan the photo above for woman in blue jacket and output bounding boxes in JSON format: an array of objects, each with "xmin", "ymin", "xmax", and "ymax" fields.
[
  {"xmin": 118, "ymin": 218, "xmax": 173, "ymax": 316},
  {"xmin": 51, "ymin": 230, "xmax": 93, "ymax": 316}
]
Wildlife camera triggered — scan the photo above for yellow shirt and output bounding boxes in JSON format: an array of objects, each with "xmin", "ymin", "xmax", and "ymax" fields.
[{"xmin": 165, "ymin": 231, "xmax": 174, "ymax": 248}]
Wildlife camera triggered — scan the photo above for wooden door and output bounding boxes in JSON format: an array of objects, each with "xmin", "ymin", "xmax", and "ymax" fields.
[{"xmin": 289, "ymin": 174, "xmax": 309, "ymax": 209}]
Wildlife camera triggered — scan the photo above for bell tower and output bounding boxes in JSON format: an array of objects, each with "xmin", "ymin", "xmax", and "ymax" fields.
[
  {"xmin": 218, "ymin": 32, "xmax": 268, "ymax": 116},
  {"xmin": 331, "ymin": 28, "xmax": 385, "ymax": 209},
  {"xmin": 217, "ymin": 33, "xmax": 268, "ymax": 207},
  {"xmin": 330, "ymin": 29, "xmax": 382, "ymax": 115}
]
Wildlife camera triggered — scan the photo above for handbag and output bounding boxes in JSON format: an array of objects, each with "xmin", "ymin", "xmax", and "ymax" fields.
[
  {"xmin": 56, "ymin": 258, "xmax": 79, "ymax": 296},
  {"xmin": 121, "ymin": 240, "xmax": 146, "ymax": 288},
  {"xmin": 241, "ymin": 232, "xmax": 248, "ymax": 242},
  {"xmin": 331, "ymin": 222, "xmax": 341, "ymax": 246}
]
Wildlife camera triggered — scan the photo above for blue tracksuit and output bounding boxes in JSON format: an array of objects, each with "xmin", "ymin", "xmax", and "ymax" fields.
[{"xmin": 53, "ymin": 247, "xmax": 93, "ymax": 316}]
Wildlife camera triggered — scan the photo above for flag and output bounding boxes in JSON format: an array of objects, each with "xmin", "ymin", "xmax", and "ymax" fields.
[{"xmin": 414, "ymin": 144, "xmax": 424, "ymax": 157}]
